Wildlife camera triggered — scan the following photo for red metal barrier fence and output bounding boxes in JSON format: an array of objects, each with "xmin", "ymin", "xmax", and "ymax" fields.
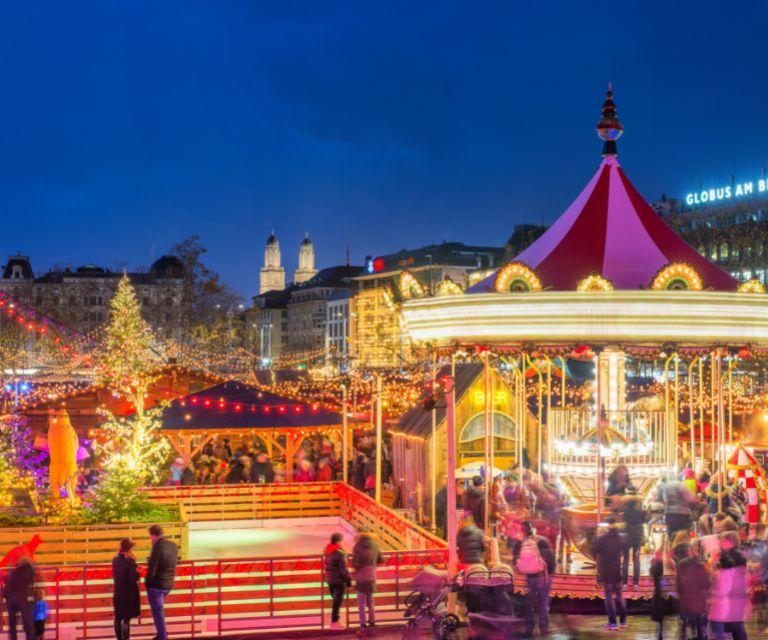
[{"xmin": 5, "ymin": 549, "xmax": 447, "ymax": 640}]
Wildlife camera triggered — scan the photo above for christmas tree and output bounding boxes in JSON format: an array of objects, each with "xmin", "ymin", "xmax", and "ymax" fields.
[{"xmin": 89, "ymin": 275, "xmax": 170, "ymax": 522}]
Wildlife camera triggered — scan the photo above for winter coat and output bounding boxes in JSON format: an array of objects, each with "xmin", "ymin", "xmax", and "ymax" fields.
[
  {"xmin": 324, "ymin": 543, "xmax": 351, "ymax": 586},
  {"xmin": 315, "ymin": 465, "xmax": 333, "ymax": 482},
  {"xmin": 351, "ymin": 536, "xmax": 384, "ymax": 594},
  {"xmin": 112, "ymin": 553, "xmax": 141, "ymax": 619},
  {"xmin": 225, "ymin": 461, "xmax": 249, "ymax": 484},
  {"xmin": 709, "ymin": 550, "xmax": 751, "ymax": 623},
  {"xmin": 650, "ymin": 558, "xmax": 665, "ymax": 622},
  {"xmin": 463, "ymin": 486, "xmax": 485, "ymax": 529},
  {"xmin": 457, "ymin": 523, "xmax": 485, "ymax": 565},
  {"xmin": 676, "ymin": 556, "xmax": 710, "ymax": 615},
  {"xmin": 294, "ymin": 467, "xmax": 315, "ymax": 483},
  {"xmin": 593, "ymin": 529, "xmax": 623, "ymax": 584},
  {"xmin": 145, "ymin": 537, "xmax": 178, "ymax": 591},
  {"xmin": 661, "ymin": 480, "xmax": 695, "ymax": 517},
  {"xmin": 4, "ymin": 560, "xmax": 35, "ymax": 600},
  {"xmin": 249, "ymin": 459, "xmax": 275, "ymax": 484},
  {"xmin": 620, "ymin": 501, "xmax": 646, "ymax": 547}
]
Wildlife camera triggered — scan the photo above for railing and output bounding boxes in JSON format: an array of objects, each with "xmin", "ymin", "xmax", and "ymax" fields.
[
  {"xmin": 0, "ymin": 521, "xmax": 187, "ymax": 566},
  {"xmin": 142, "ymin": 482, "xmax": 341, "ymax": 521},
  {"xmin": 142, "ymin": 482, "xmax": 447, "ymax": 552},
  {"xmin": 2, "ymin": 549, "xmax": 448, "ymax": 640}
]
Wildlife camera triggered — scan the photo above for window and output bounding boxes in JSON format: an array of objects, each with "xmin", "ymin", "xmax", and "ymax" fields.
[
  {"xmin": 732, "ymin": 245, "xmax": 740, "ymax": 260},
  {"xmin": 720, "ymin": 243, "xmax": 729, "ymax": 260},
  {"xmin": 84, "ymin": 295, "xmax": 103, "ymax": 306}
]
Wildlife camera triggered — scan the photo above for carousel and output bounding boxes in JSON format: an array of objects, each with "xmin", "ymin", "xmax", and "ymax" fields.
[{"xmin": 397, "ymin": 87, "xmax": 768, "ymax": 597}]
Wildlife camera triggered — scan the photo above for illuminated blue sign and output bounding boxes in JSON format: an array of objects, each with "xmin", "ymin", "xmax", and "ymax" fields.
[{"xmin": 685, "ymin": 177, "xmax": 768, "ymax": 207}]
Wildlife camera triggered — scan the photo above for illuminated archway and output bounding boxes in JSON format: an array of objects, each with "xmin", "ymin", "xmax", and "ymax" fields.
[
  {"xmin": 494, "ymin": 262, "xmax": 542, "ymax": 293},
  {"xmin": 651, "ymin": 262, "xmax": 703, "ymax": 291}
]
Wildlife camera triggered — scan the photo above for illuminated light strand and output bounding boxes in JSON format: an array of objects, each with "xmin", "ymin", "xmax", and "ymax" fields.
[
  {"xmin": 577, "ymin": 274, "xmax": 614, "ymax": 292},
  {"xmin": 494, "ymin": 262, "xmax": 542, "ymax": 293},
  {"xmin": 650, "ymin": 262, "xmax": 703, "ymax": 291},
  {"xmin": 181, "ymin": 396, "xmax": 327, "ymax": 414},
  {"xmin": 738, "ymin": 278, "xmax": 766, "ymax": 294},
  {"xmin": 399, "ymin": 270, "xmax": 426, "ymax": 299}
]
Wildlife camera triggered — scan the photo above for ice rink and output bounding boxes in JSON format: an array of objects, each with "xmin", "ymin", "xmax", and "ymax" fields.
[{"xmin": 187, "ymin": 516, "xmax": 360, "ymax": 559}]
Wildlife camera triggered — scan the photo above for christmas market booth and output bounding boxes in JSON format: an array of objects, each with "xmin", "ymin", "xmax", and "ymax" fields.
[
  {"xmin": 158, "ymin": 380, "xmax": 343, "ymax": 481},
  {"xmin": 391, "ymin": 363, "xmax": 536, "ymax": 516}
]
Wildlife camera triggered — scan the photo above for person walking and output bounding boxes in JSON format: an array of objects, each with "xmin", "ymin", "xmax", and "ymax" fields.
[
  {"xmin": 323, "ymin": 532, "xmax": 351, "ymax": 631},
  {"xmin": 650, "ymin": 549, "xmax": 665, "ymax": 640},
  {"xmin": 709, "ymin": 532, "xmax": 750, "ymax": 640},
  {"xmin": 5, "ymin": 557, "xmax": 36, "ymax": 640},
  {"xmin": 619, "ymin": 494, "xmax": 645, "ymax": 588},
  {"xmin": 457, "ymin": 518, "xmax": 485, "ymax": 566},
  {"xmin": 350, "ymin": 532, "xmax": 384, "ymax": 636},
  {"xmin": 112, "ymin": 538, "xmax": 141, "ymax": 640},
  {"xmin": 145, "ymin": 525, "xmax": 178, "ymax": 640},
  {"xmin": 512, "ymin": 520, "xmax": 556, "ymax": 638},
  {"xmin": 676, "ymin": 543, "xmax": 710, "ymax": 640},
  {"xmin": 463, "ymin": 476, "xmax": 485, "ymax": 529},
  {"xmin": 594, "ymin": 522, "xmax": 627, "ymax": 631}
]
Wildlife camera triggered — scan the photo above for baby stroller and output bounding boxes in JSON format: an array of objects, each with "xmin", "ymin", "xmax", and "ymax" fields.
[
  {"xmin": 401, "ymin": 566, "xmax": 460, "ymax": 639},
  {"xmin": 460, "ymin": 564, "xmax": 525, "ymax": 639}
]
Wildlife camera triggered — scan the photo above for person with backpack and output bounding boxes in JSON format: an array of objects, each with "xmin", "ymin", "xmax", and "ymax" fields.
[
  {"xmin": 593, "ymin": 522, "xmax": 627, "ymax": 631},
  {"xmin": 512, "ymin": 520, "xmax": 556, "ymax": 637}
]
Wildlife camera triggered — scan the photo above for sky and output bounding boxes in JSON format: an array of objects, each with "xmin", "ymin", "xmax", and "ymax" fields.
[{"xmin": 1, "ymin": 1, "xmax": 768, "ymax": 297}]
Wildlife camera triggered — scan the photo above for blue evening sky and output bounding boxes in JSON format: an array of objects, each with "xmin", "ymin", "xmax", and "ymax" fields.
[{"xmin": 0, "ymin": 1, "xmax": 766, "ymax": 296}]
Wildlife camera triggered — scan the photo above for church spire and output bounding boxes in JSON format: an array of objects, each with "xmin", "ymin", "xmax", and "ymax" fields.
[{"xmin": 596, "ymin": 82, "xmax": 624, "ymax": 157}]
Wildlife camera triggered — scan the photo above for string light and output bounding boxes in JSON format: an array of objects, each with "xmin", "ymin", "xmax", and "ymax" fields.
[{"xmin": 494, "ymin": 262, "xmax": 542, "ymax": 292}]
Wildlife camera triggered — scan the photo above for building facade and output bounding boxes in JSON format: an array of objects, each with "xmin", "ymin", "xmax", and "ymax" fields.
[
  {"xmin": 0, "ymin": 254, "xmax": 185, "ymax": 336},
  {"xmin": 325, "ymin": 290, "xmax": 353, "ymax": 369},
  {"xmin": 352, "ymin": 242, "xmax": 506, "ymax": 368},
  {"xmin": 656, "ymin": 174, "xmax": 768, "ymax": 283}
]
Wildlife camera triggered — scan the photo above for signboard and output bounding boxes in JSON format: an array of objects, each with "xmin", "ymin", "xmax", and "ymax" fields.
[{"xmin": 685, "ymin": 177, "xmax": 768, "ymax": 207}]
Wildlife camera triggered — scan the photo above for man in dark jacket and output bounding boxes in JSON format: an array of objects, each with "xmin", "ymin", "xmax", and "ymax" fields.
[
  {"xmin": 5, "ymin": 557, "xmax": 36, "ymax": 640},
  {"xmin": 250, "ymin": 452, "xmax": 275, "ymax": 484},
  {"xmin": 323, "ymin": 532, "xmax": 351, "ymax": 630},
  {"xmin": 145, "ymin": 525, "xmax": 179, "ymax": 640},
  {"xmin": 676, "ymin": 543, "xmax": 710, "ymax": 640},
  {"xmin": 511, "ymin": 521, "xmax": 556, "ymax": 637},
  {"xmin": 457, "ymin": 520, "xmax": 485, "ymax": 565},
  {"xmin": 593, "ymin": 523, "xmax": 627, "ymax": 631},
  {"xmin": 463, "ymin": 476, "xmax": 485, "ymax": 529}
]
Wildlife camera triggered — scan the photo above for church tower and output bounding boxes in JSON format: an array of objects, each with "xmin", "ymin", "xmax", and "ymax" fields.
[
  {"xmin": 259, "ymin": 231, "xmax": 286, "ymax": 294},
  {"xmin": 294, "ymin": 232, "xmax": 318, "ymax": 285}
]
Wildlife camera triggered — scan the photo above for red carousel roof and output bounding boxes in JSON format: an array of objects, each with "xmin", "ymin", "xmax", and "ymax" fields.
[{"xmin": 470, "ymin": 89, "xmax": 738, "ymax": 293}]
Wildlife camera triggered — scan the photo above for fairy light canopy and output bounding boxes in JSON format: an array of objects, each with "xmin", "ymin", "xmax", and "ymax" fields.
[{"xmin": 469, "ymin": 86, "xmax": 737, "ymax": 293}]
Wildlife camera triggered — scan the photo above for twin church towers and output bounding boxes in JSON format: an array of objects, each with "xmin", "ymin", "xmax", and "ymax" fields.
[{"xmin": 259, "ymin": 231, "xmax": 317, "ymax": 294}]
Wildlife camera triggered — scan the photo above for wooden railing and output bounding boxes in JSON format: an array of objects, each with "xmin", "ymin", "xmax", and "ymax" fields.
[
  {"xmin": 0, "ymin": 521, "xmax": 187, "ymax": 566},
  {"xmin": 142, "ymin": 481, "xmax": 447, "ymax": 552},
  {"xmin": 142, "ymin": 482, "xmax": 341, "ymax": 521},
  {"xmin": 5, "ymin": 548, "xmax": 449, "ymax": 640}
]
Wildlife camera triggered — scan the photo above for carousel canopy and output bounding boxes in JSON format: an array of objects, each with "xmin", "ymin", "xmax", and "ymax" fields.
[
  {"xmin": 160, "ymin": 381, "xmax": 342, "ymax": 432},
  {"xmin": 470, "ymin": 88, "xmax": 737, "ymax": 293}
]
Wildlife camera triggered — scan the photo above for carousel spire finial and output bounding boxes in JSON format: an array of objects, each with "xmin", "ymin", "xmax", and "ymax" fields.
[{"xmin": 596, "ymin": 82, "xmax": 624, "ymax": 157}]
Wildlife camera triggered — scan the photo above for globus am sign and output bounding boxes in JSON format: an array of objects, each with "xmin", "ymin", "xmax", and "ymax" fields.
[{"xmin": 685, "ymin": 177, "xmax": 768, "ymax": 207}]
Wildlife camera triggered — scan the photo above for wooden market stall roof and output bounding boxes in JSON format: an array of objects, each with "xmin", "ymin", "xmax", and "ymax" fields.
[
  {"xmin": 392, "ymin": 363, "xmax": 484, "ymax": 437},
  {"xmin": 23, "ymin": 365, "xmax": 225, "ymax": 436},
  {"xmin": 159, "ymin": 380, "xmax": 342, "ymax": 476}
]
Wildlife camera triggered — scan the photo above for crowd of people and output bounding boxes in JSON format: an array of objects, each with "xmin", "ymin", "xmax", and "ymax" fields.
[{"xmin": 3, "ymin": 524, "xmax": 179, "ymax": 640}]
